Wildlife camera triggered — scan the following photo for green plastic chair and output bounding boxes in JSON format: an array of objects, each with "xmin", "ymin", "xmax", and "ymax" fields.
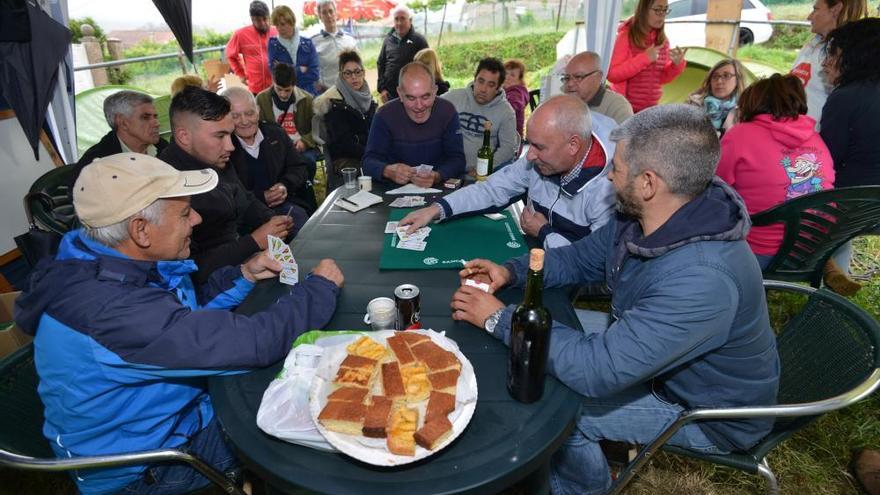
[
  {"xmin": 0, "ymin": 345, "xmax": 245, "ymax": 495},
  {"xmin": 609, "ymin": 280, "xmax": 880, "ymax": 495},
  {"xmin": 752, "ymin": 186, "xmax": 880, "ymax": 288},
  {"xmin": 153, "ymin": 94, "xmax": 172, "ymax": 140},
  {"xmin": 24, "ymin": 165, "xmax": 78, "ymax": 236}
]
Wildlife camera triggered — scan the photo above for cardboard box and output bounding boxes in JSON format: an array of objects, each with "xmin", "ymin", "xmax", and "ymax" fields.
[{"xmin": 0, "ymin": 291, "xmax": 32, "ymax": 360}]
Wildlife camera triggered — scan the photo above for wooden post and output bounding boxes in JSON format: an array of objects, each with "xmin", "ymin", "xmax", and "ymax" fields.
[{"xmin": 706, "ymin": 0, "xmax": 743, "ymax": 56}]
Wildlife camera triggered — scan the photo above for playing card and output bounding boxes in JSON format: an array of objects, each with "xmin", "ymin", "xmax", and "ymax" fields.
[
  {"xmin": 415, "ymin": 164, "xmax": 434, "ymax": 175},
  {"xmin": 483, "ymin": 213, "xmax": 505, "ymax": 221},
  {"xmin": 384, "ymin": 221, "xmax": 399, "ymax": 234},
  {"xmin": 268, "ymin": 235, "xmax": 297, "ymax": 270},
  {"xmin": 389, "ymin": 197, "xmax": 410, "ymax": 208},
  {"xmin": 464, "ymin": 278, "xmax": 491, "ymax": 293},
  {"xmin": 279, "ymin": 267, "xmax": 298, "ymax": 286},
  {"xmin": 268, "ymin": 235, "xmax": 285, "ymax": 255},
  {"xmin": 397, "ymin": 239, "xmax": 427, "ymax": 251},
  {"xmin": 396, "ymin": 226, "xmax": 430, "ymax": 242}
]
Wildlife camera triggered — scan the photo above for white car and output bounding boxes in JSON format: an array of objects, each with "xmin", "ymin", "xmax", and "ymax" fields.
[{"xmin": 664, "ymin": 0, "xmax": 774, "ymax": 48}]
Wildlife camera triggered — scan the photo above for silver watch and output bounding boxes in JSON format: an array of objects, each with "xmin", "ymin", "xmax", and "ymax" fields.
[{"xmin": 484, "ymin": 308, "xmax": 505, "ymax": 334}]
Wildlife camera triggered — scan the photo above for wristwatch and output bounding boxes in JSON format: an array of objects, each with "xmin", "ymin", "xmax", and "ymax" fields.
[{"xmin": 484, "ymin": 308, "xmax": 505, "ymax": 334}]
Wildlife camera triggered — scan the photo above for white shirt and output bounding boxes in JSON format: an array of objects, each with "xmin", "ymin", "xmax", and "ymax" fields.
[
  {"xmin": 118, "ymin": 136, "xmax": 158, "ymax": 157},
  {"xmin": 791, "ymin": 35, "xmax": 833, "ymax": 127},
  {"xmin": 312, "ymin": 29, "xmax": 358, "ymax": 90},
  {"xmin": 235, "ymin": 128, "xmax": 264, "ymax": 159}
]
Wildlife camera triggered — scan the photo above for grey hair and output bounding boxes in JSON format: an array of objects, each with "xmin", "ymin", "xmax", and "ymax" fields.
[
  {"xmin": 392, "ymin": 4, "xmax": 413, "ymax": 18},
  {"xmin": 220, "ymin": 86, "xmax": 257, "ymax": 110},
  {"xmin": 398, "ymin": 61, "xmax": 435, "ymax": 89},
  {"xmin": 81, "ymin": 199, "xmax": 166, "ymax": 247},
  {"xmin": 584, "ymin": 51, "xmax": 603, "ymax": 68},
  {"xmin": 610, "ymin": 104, "xmax": 719, "ymax": 199},
  {"xmin": 103, "ymin": 91, "xmax": 154, "ymax": 130},
  {"xmin": 315, "ymin": 0, "xmax": 336, "ymax": 14}
]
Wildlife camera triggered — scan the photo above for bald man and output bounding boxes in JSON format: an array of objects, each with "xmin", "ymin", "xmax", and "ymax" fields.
[
  {"xmin": 362, "ymin": 62, "xmax": 465, "ymax": 187},
  {"xmin": 563, "ymin": 51, "xmax": 633, "ymax": 125},
  {"xmin": 400, "ymin": 95, "xmax": 615, "ymax": 249}
]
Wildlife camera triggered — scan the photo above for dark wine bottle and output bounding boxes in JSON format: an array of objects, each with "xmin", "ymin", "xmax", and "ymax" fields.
[
  {"xmin": 476, "ymin": 121, "xmax": 494, "ymax": 181},
  {"xmin": 507, "ymin": 248, "xmax": 552, "ymax": 403}
]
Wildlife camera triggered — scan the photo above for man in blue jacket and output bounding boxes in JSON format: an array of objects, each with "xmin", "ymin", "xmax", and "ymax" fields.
[
  {"xmin": 363, "ymin": 61, "xmax": 465, "ymax": 187},
  {"xmin": 451, "ymin": 105, "xmax": 780, "ymax": 495},
  {"xmin": 15, "ymin": 153, "xmax": 344, "ymax": 495}
]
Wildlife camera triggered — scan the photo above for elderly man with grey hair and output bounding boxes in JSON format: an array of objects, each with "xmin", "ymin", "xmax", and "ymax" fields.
[
  {"xmin": 377, "ymin": 3, "xmax": 428, "ymax": 102},
  {"xmin": 15, "ymin": 153, "xmax": 343, "ymax": 495},
  {"xmin": 71, "ymin": 90, "xmax": 168, "ymax": 187},
  {"xmin": 562, "ymin": 51, "xmax": 633, "ymax": 125},
  {"xmin": 400, "ymin": 94, "xmax": 616, "ymax": 249},
  {"xmin": 450, "ymin": 104, "xmax": 779, "ymax": 495}
]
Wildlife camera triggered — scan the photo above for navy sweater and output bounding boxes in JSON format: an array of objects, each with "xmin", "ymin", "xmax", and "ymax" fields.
[{"xmin": 362, "ymin": 98, "xmax": 466, "ymax": 182}]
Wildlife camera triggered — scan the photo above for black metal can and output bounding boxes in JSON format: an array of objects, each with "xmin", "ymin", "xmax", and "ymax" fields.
[{"xmin": 394, "ymin": 284, "xmax": 421, "ymax": 330}]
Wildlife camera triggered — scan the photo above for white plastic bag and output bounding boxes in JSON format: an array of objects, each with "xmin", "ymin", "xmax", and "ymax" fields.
[{"xmin": 256, "ymin": 333, "xmax": 361, "ymax": 451}]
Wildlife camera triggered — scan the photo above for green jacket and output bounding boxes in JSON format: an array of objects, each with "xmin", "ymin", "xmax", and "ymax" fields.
[{"xmin": 256, "ymin": 86, "xmax": 317, "ymax": 149}]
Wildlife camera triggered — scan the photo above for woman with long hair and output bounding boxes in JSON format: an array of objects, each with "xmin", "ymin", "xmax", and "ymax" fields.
[
  {"xmin": 687, "ymin": 59, "xmax": 745, "ymax": 135},
  {"xmin": 715, "ymin": 74, "xmax": 834, "ymax": 270},
  {"xmin": 608, "ymin": 0, "xmax": 687, "ymax": 113},
  {"xmin": 312, "ymin": 50, "xmax": 377, "ymax": 190},
  {"xmin": 790, "ymin": 0, "xmax": 867, "ymax": 122},
  {"xmin": 413, "ymin": 48, "xmax": 450, "ymax": 95},
  {"xmin": 818, "ymin": 17, "xmax": 880, "ymax": 295}
]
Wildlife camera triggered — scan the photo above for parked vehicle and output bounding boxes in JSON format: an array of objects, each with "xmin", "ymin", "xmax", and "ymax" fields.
[{"xmin": 665, "ymin": 0, "xmax": 774, "ymax": 47}]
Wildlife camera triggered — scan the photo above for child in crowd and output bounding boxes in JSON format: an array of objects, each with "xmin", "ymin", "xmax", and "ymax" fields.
[
  {"xmin": 503, "ymin": 59, "xmax": 529, "ymax": 139},
  {"xmin": 413, "ymin": 48, "xmax": 450, "ymax": 95}
]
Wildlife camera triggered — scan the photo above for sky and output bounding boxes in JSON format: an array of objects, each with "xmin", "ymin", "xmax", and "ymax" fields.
[{"xmin": 67, "ymin": 0, "xmax": 304, "ymax": 33}]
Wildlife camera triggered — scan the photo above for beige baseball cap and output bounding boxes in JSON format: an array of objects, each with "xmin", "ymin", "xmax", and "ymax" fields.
[{"xmin": 73, "ymin": 152, "xmax": 218, "ymax": 228}]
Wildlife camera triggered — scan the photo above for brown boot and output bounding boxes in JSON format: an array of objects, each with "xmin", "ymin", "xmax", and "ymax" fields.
[
  {"xmin": 852, "ymin": 449, "xmax": 880, "ymax": 495},
  {"xmin": 823, "ymin": 259, "xmax": 862, "ymax": 296}
]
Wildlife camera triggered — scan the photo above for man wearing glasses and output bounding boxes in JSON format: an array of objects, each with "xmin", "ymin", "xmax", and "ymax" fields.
[{"xmin": 563, "ymin": 51, "xmax": 634, "ymax": 125}]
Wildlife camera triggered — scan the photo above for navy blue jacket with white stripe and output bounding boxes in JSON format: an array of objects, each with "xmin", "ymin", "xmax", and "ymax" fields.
[
  {"xmin": 436, "ymin": 112, "xmax": 617, "ymax": 248},
  {"xmin": 14, "ymin": 230, "xmax": 340, "ymax": 494}
]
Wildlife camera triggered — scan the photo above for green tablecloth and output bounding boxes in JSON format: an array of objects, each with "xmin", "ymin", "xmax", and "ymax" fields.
[{"xmin": 379, "ymin": 208, "xmax": 528, "ymax": 270}]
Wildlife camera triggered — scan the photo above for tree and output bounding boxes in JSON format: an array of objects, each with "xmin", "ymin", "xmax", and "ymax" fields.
[
  {"xmin": 465, "ymin": 0, "xmax": 512, "ymax": 30},
  {"xmin": 69, "ymin": 17, "xmax": 108, "ymax": 44},
  {"xmin": 408, "ymin": 0, "xmax": 447, "ymax": 34}
]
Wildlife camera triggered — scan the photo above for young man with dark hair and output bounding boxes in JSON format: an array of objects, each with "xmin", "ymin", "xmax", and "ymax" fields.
[
  {"xmin": 441, "ymin": 57, "xmax": 520, "ymax": 173},
  {"xmin": 159, "ymin": 86, "xmax": 294, "ymax": 283},
  {"xmin": 256, "ymin": 62, "xmax": 319, "ymax": 180}
]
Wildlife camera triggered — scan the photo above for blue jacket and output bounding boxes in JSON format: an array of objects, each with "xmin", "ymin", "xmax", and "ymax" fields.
[
  {"xmin": 362, "ymin": 98, "xmax": 466, "ymax": 182},
  {"xmin": 493, "ymin": 178, "xmax": 780, "ymax": 452},
  {"xmin": 268, "ymin": 35, "xmax": 320, "ymax": 95},
  {"xmin": 14, "ymin": 230, "xmax": 340, "ymax": 494}
]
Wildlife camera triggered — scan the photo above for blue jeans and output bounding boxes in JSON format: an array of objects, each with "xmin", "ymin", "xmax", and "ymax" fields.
[
  {"xmin": 120, "ymin": 416, "xmax": 239, "ymax": 495},
  {"xmin": 549, "ymin": 385, "xmax": 725, "ymax": 495}
]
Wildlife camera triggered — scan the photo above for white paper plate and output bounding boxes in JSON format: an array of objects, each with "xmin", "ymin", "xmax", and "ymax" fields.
[{"xmin": 309, "ymin": 329, "xmax": 478, "ymax": 466}]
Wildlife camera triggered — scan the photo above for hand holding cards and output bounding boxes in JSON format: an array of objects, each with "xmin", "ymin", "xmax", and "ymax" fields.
[{"xmin": 268, "ymin": 235, "xmax": 299, "ymax": 286}]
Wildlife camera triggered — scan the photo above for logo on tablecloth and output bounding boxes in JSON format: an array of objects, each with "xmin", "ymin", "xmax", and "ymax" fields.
[
  {"xmin": 423, "ymin": 257, "xmax": 439, "ymax": 265},
  {"xmin": 507, "ymin": 241, "xmax": 521, "ymax": 249}
]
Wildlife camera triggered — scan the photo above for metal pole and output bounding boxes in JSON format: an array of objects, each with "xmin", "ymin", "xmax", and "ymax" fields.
[{"xmin": 555, "ymin": 0, "xmax": 563, "ymax": 31}]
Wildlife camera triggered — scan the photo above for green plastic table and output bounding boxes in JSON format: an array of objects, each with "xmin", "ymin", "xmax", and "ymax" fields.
[{"xmin": 208, "ymin": 184, "xmax": 582, "ymax": 494}]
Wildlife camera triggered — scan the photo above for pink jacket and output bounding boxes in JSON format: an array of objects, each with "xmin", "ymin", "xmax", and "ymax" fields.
[
  {"xmin": 608, "ymin": 19, "xmax": 686, "ymax": 113},
  {"xmin": 226, "ymin": 25, "xmax": 278, "ymax": 94},
  {"xmin": 716, "ymin": 114, "xmax": 834, "ymax": 256}
]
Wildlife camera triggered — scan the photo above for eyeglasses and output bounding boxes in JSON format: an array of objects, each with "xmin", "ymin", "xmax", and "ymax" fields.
[
  {"xmin": 651, "ymin": 7, "xmax": 672, "ymax": 15},
  {"xmin": 710, "ymin": 73, "xmax": 737, "ymax": 82},
  {"xmin": 560, "ymin": 70, "xmax": 600, "ymax": 84},
  {"xmin": 341, "ymin": 68, "xmax": 364, "ymax": 78}
]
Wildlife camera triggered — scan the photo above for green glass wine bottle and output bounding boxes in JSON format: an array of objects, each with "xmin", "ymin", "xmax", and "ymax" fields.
[
  {"xmin": 507, "ymin": 248, "xmax": 553, "ymax": 403},
  {"xmin": 476, "ymin": 121, "xmax": 494, "ymax": 181}
]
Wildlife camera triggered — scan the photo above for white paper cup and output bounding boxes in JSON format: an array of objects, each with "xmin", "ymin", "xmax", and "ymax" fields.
[
  {"xmin": 358, "ymin": 175, "xmax": 372, "ymax": 192},
  {"xmin": 363, "ymin": 297, "xmax": 395, "ymax": 330}
]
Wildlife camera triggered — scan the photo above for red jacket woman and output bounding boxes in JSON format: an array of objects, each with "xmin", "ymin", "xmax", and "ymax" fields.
[{"xmin": 608, "ymin": 0, "xmax": 687, "ymax": 113}]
